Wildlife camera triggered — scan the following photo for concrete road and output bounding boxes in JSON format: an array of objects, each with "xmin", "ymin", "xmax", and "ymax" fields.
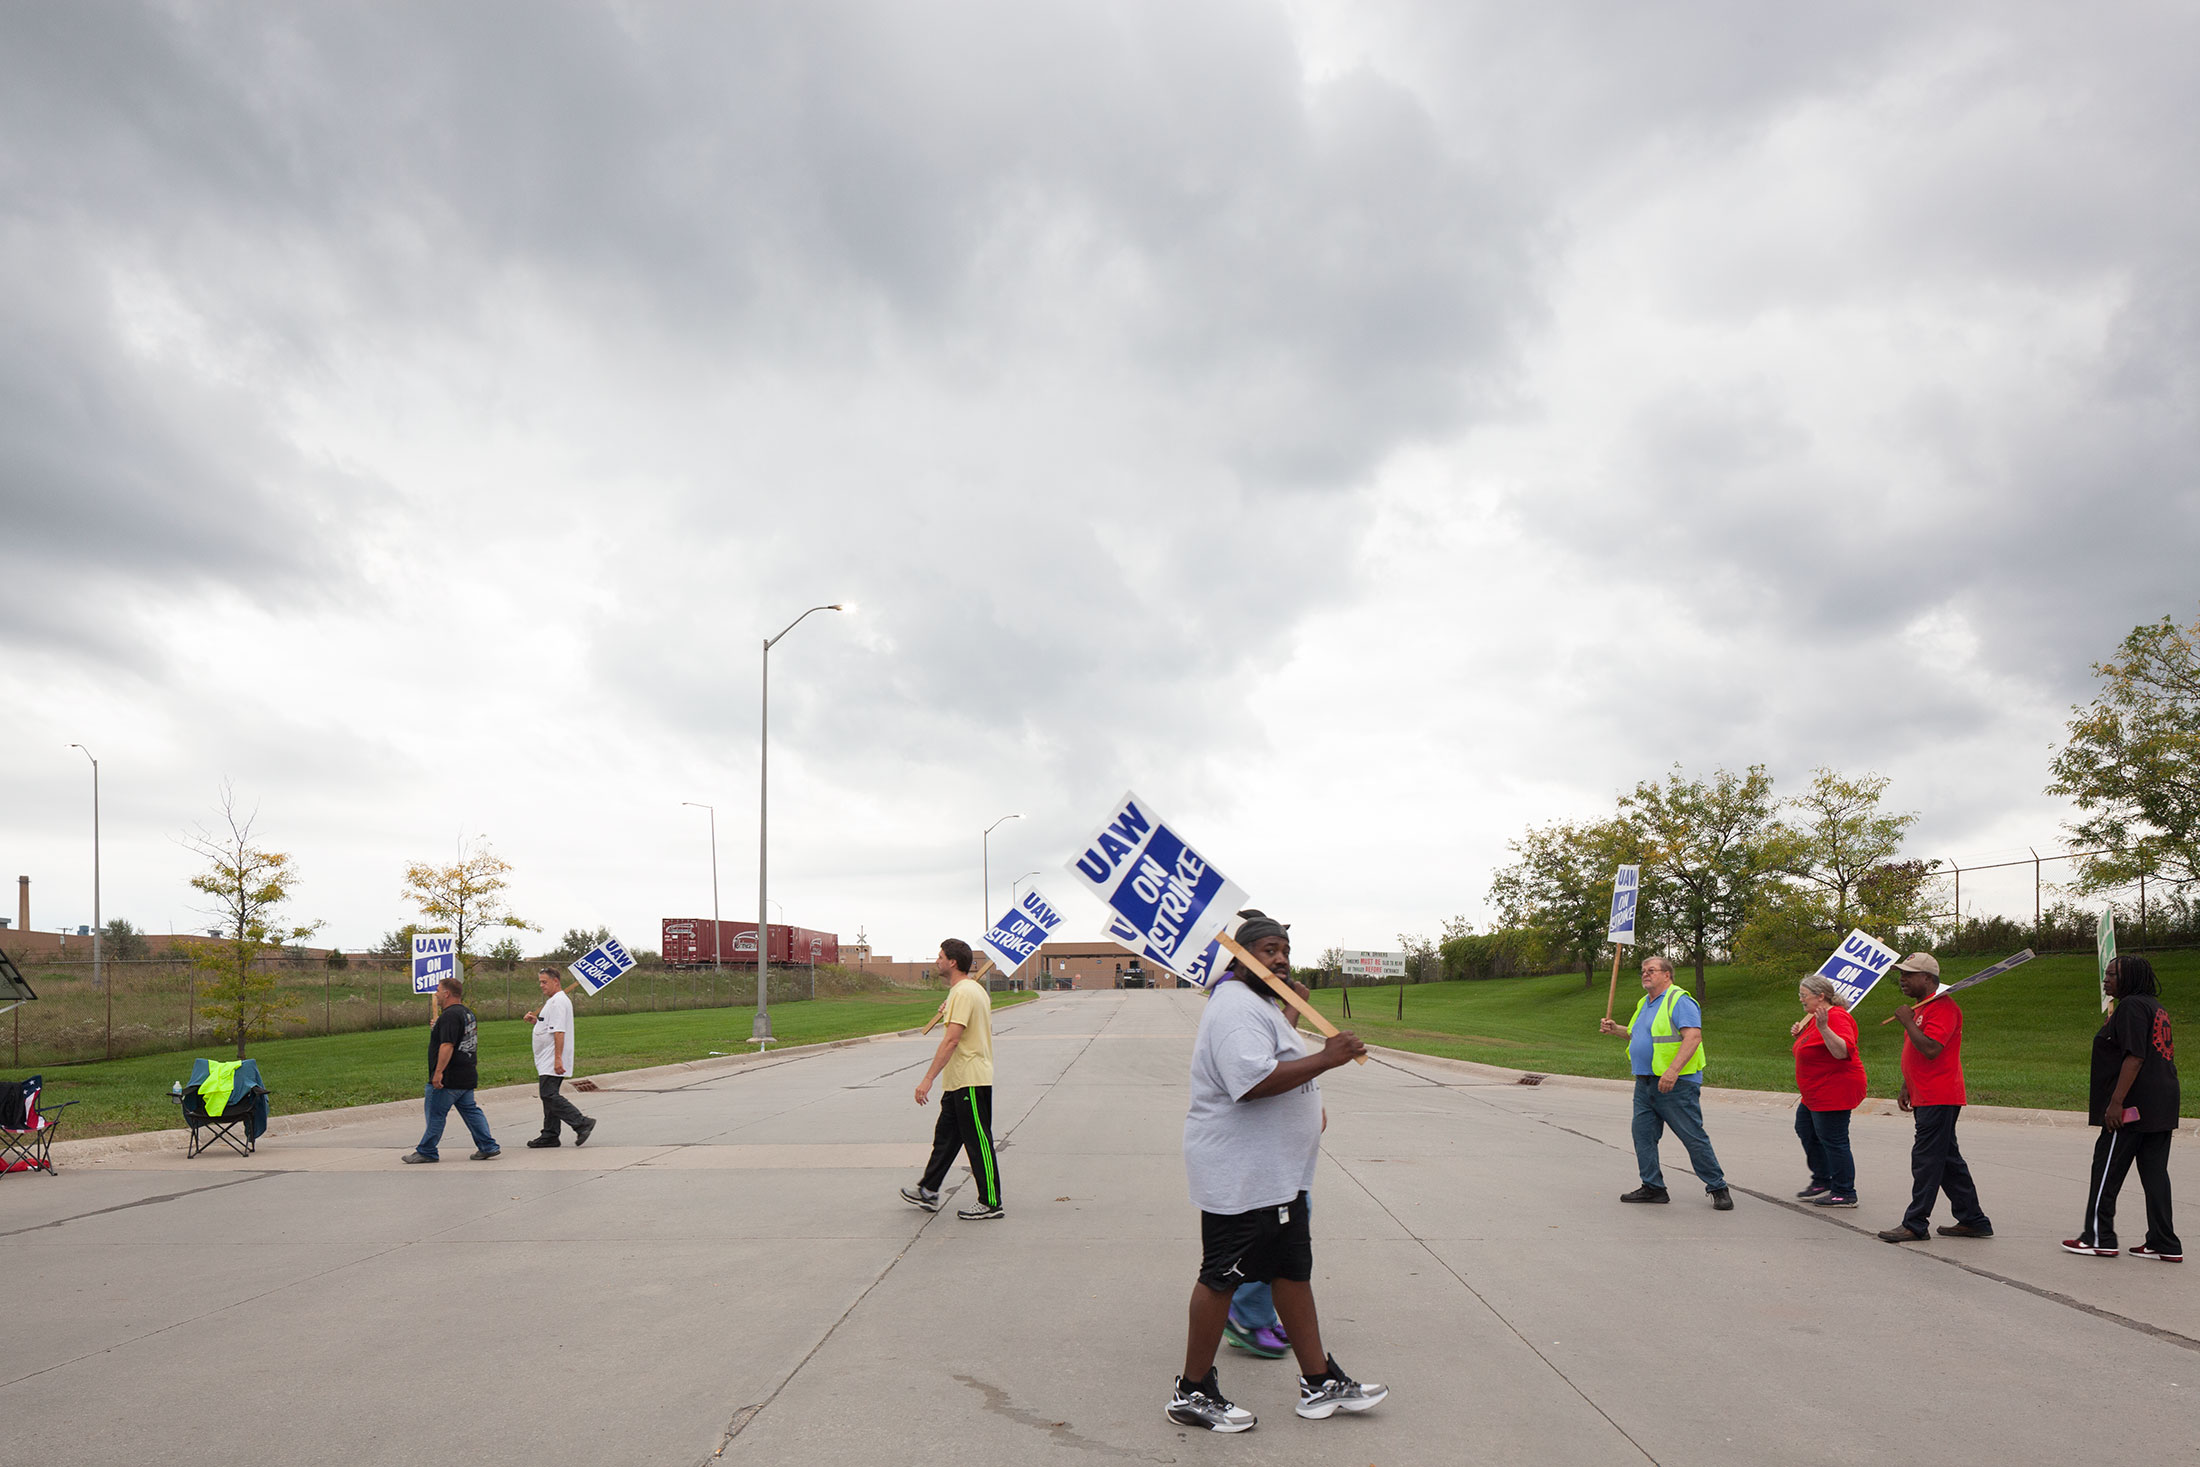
[{"xmin": 7, "ymin": 990, "xmax": 2197, "ymax": 1466}]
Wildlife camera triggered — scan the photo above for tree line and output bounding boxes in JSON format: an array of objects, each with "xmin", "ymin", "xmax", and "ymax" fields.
[{"xmin": 1369, "ymin": 606, "xmax": 2200, "ymax": 999}]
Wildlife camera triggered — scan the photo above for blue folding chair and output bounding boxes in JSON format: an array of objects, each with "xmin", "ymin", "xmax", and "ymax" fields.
[{"xmin": 174, "ymin": 1058, "xmax": 271, "ymax": 1158}]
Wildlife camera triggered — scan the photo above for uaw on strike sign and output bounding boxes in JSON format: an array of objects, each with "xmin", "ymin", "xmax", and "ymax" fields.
[
  {"xmin": 979, "ymin": 889, "xmax": 1066, "ymax": 978},
  {"xmin": 1068, "ymin": 791, "xmax": 1243, "ymax": 989},
  {"xmin": 1815, "ymin": 929, "xmax": 1899, "ymax": 1010},
  {"xmin": 412, "ymin": 933, "xmax": 459, "ymax": 995}
]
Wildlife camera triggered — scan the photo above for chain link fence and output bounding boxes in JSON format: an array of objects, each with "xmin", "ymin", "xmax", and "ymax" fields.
[{"xmin": 4, "ymin": 955, "xmax": 864, "ymax": 1068}]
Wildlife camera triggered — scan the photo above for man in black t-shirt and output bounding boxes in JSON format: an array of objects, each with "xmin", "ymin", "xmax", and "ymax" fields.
[
  {"xmin": 2063, "ymin": 955, "xmax": 2179, "ymax": 1260},
  {"xmin": 403, "ymin": 976, "xmax": 501, "ymax": 1164}
]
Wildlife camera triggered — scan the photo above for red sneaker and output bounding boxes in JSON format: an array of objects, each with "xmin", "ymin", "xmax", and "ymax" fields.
[
  {"xmin": 2128, "ymin": 1245, "xmax": 2184, "ymax": 1262},
  {"xmin": 2060, "ymin": 1238, "xmax": 2117, "ymax": 1257}
]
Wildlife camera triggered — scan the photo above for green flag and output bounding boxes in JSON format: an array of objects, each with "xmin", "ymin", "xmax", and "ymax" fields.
[{"xmin": 2096, "ymin": 907, "xmax": 2116, "ymax": 1013}]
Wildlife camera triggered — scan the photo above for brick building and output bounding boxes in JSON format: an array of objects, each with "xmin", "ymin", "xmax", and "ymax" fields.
[{"xmin": 1029, "ymin": 940, "xmax": 1187, "ymax": 990}]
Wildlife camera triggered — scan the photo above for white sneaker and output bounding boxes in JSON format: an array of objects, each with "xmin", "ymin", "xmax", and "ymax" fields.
[
  {"xmin": 1297, "ymin": 1356, "xmax": 1387, "ymax": 1419},
  {"xmin": 1166, "ymin": 1373, "xmax": 1256, "ymax": 1433}
]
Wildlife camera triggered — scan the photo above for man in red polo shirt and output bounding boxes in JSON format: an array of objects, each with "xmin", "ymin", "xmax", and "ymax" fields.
[{"xmin": 1878, "ymin": 953, "xmax": 1994, "ymax": 1243}]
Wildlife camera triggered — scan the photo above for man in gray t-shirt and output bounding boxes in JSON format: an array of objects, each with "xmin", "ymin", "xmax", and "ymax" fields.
[{"xmin": 1167, "ymin": 909, "xmax": 1387, "ymax": 1436}]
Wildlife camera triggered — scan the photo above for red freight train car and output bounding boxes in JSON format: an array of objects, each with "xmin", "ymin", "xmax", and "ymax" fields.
[{"xmin": 661, "ymin": 919, "xmax": 838, "ymax": 969}]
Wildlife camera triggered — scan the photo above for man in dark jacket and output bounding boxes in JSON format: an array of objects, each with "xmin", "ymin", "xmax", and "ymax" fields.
[{"xmin": 403, "ymin": 976, "xmax": 500, "ymax": 1163}]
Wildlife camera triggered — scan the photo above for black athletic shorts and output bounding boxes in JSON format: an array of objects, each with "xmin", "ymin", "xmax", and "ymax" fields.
[{"xmin": 1198, "ymin": 1191, "xmax": 1313, "ymax": 1292}]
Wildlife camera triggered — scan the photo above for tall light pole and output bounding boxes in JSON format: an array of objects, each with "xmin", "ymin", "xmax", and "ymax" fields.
[
  {"xmin": 69, "ymin": 744, "xmax": 104, "ymax": 1058},
  {"xmin": 757, "ymin": 603, "xmax": 847, "ymax": 1043},
  {"xmin": 983, "ymin": 814, "xmax": 1021, "ymax": 934},
  {"xmin": 683, "ymin": 802, "xmax": 720, "ymax": 1011},
  {"xmin": 1013, "ymin": 870, "xmax": 1043, "ymax": 903}
]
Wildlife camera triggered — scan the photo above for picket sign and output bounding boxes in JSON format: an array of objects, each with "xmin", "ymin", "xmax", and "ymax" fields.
[
  {"xmin": 1814, "ymin": 929, "xmax": 1901, "ymax": 1010},
  {"xmin": 1062, "ymin": 789, "xmax": 1361, "ymax": 1062},
  {"xmin": 978, "ymin": 888, "xmax": 1065, "ymax": 980},
  {"xmin": 2097, "ymin": 908, "xmax": 2117, "ymax": 1014},
  {"xmin": 1064, "ymin": 792, "xmax": 1246, "ymax": 986},
  {"xmin": 568, "ymin": 938, "xmax": 637, "ymax": 996},
  {"xmin": 1607, "ymin": 866, "xmax": 1640, "ymax": 946},
  {"xmin": 1101, "ymin": 913, "xmax": 1229, "ymax": 987},
  {"xmin": 921, "ymin": 957, "xmax": 995, "ymax": 1036},
  {"xmin": 411, "ymin": 934, "xmax": 459, "ymax": 996},
  {"xmin": 1879, "ymin": 949, "xmax": 2035, "ymax": 1025},
  {"xmin": 1602, "ymin": 865, "xmax": 1640, "ymax": 1023}
]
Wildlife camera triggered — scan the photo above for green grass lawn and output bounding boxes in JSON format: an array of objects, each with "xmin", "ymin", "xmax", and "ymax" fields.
[
  {"xmin": 1305, "ymin": 950, "xmax": 2198, "ymax": 1116},
  {"xmin": 32, "ymin": 991, "xmax": 1033, "ymax": 1141}
]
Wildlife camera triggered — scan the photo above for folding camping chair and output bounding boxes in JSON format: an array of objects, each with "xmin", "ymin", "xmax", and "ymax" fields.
[
  {"xmin": 175, "ymin": 1058, "xmax": 271, "ymax": 1159},
  {"xmin": 0, "ymin": 1075, "xmax": 76, "ymax": 1175}
]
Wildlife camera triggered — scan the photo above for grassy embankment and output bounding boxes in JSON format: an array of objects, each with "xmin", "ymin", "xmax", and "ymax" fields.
[
  {"xmin": 32, "ymin": 990, "xmax": 1033, "ymax": 1141},
  {"xmin": 1304, "ymin": 949, "xmax": 2198, "ymax": 1116}
]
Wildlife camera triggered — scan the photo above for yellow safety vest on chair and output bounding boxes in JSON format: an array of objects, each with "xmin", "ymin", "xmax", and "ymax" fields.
[{"xmin": 1628, "ymin": 985, "xmax": 1707, "ymax": 1078}]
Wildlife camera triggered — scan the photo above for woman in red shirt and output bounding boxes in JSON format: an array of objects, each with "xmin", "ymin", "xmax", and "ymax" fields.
[{"xmin": 1790, "ymin": 973, "xmax": 1867, "ymax": 1207}]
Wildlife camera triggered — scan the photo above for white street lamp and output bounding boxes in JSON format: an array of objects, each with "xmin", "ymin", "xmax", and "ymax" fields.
[
  {"xmin": 982, "ymin": 814, "xmax": 1021, "ymax": 935},
  {"xmin": 757, "ymin": 603, "xmax": 846, "ymax": 1042},
  {"xmin": 69, "ymin": 744, "xmax": 104, "ymax": 1058},
  {"xmin": 683, "ymin": 801, "xmax": 720, "ymax": 1009}
]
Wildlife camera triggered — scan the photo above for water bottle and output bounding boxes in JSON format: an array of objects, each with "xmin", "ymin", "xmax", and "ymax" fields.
[{"xmin": 171, "ymin": 1081, "xmax": 182, "ymax": 1096}]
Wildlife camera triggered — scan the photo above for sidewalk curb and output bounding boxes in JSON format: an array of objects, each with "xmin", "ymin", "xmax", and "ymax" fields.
[{"xmin": 45, "ymin": 1027, "xmax": 925, "ymax": 1165}]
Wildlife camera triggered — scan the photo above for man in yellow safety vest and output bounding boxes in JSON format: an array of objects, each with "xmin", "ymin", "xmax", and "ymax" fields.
[{"xmin": 1599, "ymin": 955, "xmax": 1732, "ymax": 1210}]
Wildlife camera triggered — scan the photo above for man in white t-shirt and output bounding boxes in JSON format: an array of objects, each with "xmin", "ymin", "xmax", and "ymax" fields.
[
  {"xmin": 523, "ymin": 968, "xmax": 595, "ymax": 1148},
  {"xmin": 1168, "ymin": 909, "xmax": 1386, "ymax": 1435}
]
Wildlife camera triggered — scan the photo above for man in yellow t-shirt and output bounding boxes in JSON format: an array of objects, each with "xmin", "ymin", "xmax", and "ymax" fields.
[{"xmin": 901, "ymin": 938, "xmax": 1002, "ymax": 1220}]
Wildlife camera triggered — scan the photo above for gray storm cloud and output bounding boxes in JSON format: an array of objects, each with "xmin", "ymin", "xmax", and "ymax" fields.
[{"xmin": 1, "ymin": 1, "xmax": 2191, "ymax": 953}]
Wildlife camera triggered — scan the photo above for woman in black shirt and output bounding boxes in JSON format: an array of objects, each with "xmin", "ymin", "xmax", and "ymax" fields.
[{"xmin": 2063, "ymin": 956, "xmax": 2181, "ymax": 1261}]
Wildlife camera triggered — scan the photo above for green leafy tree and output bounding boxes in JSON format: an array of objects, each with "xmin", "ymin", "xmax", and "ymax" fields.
[
  {"xmin": 99, "ymin": 918, "xmax": 150, "ymax": 961},
  {"xmin": 1737, "ymin": 769, "xmax": 1924, "ymax": 973},
  {"xmin": 1397, "ymin": 932, "xmax": 1439, "ymax": 983},
  {"xmin": 373, "ymin": 924, "xmax": 424, "ymax": 958},
  {"xmin": 1782, "ymin": 768, "xmax": 1920, "ymax": 928},
  {"xmin": 401, "ymin": 842, "xmax": 536, "ymax": 962},
  {"xmin": 2049, "ymin": 608, "xmax": 2200, "ymax": 895},
  {"xmin": 184, "ymin": 792, "xmax": 323, "ymax": 1059},
  {"xmin": 1620, "ymin": 764, "xmax": 1790, "ymax": 1003},
  {"xmin": 487, "ymin": 936, "xmax": 525, "ymax": 969},
  {"xmin": 552, "ymin": 925, "xmax": 614, "ymax": 961},
  {"xmin": 1489, "ymin": 818, "xmax": 1641, "ymax": 984}
]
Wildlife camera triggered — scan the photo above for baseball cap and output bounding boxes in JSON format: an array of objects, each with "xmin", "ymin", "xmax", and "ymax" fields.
[{"xmin": 1891, "ymin": 952, "xmax": 1941, "ymax": 978}]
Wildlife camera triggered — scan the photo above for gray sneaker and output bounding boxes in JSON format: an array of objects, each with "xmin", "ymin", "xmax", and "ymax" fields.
[
  {"xmin": 1297, "ymin": 1356, "xmax": 1387, "ymax": 1419},
  {"xmin": 1166, "ymin": 1373, "xmax": 1255, "ymax": 1433},
  {"xmin": 900, "ymin": 1185, "xmax": 941, "ymax": 1212}
]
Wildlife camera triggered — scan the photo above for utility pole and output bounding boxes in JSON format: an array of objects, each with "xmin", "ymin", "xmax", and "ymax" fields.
[{"xmin": 71, "ymin": 745, "xmax": 105, "ymax": 1058}]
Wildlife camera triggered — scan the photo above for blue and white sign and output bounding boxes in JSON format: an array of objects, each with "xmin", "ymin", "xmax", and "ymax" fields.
[
  {"xmin": 568, "ymin": 937, "xmax": 637, "ymax": 996},
  {"xmin": 411, "ymin": 933, "xmax": 459, "ymax": 995},
  {"xmin": 1104, "ymin": 912, "xmax": 1230, "ymax": 988},
  {"xmin": 979, "ymin": 888, "xmax": 1065, "ymax": 978},
  {"xmin": 1607, "ymin": 865, "xmax": 1640, "ymax": 947},
  {"xmin": 1815, "ymin": 928, "xmax": 1900, "ymax": 1010},
  {"xmin": 1068, "ymin": 791, "xmax": 1247, "ymax": 989}
]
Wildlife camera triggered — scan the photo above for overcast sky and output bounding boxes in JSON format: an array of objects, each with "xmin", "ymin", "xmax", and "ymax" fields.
[{"xmin": 3, "ymin": 2, "xmax": 2193, "ymax": 963}]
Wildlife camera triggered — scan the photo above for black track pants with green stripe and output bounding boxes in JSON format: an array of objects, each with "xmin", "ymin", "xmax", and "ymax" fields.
[{"xmin": 921, "ymin": 1085, "xmax": 1000, "ymax": 1207}]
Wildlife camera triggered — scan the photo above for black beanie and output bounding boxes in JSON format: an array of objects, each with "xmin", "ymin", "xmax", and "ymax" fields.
[{"xmin": 1232, "ymin": 909, "xmax": 1289, "ymax": 950}]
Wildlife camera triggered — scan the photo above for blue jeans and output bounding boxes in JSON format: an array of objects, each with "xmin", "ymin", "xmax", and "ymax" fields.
[
  {"xmin": 417, "ymin": 1083, "xmax": 498, "ymax": 1160},
  {"xmin": 1631, "ymin": 1077, "xmax": 1725, "ymax": 1192},
  {"xmin": 1230, "ymin": 1281, "xmax": 1276, "ymax": 1329},
  {"xmin": 1794, "ymin": 1103, "xmax": 1856, "ymax": 1195}
]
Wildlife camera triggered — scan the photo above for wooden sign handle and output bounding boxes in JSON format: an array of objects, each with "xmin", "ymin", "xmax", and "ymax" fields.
[
  {"xmin": 921, "ymin": 958, "xmax": 994, "ymax": 1035},
  {"xmin": 1213, "ymin": 932, "xmax": 1366, "ymax": 1064},
  {"xmin": 1604, "ymin": 946, "xmax": 1622, "ymax": 1023}
]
